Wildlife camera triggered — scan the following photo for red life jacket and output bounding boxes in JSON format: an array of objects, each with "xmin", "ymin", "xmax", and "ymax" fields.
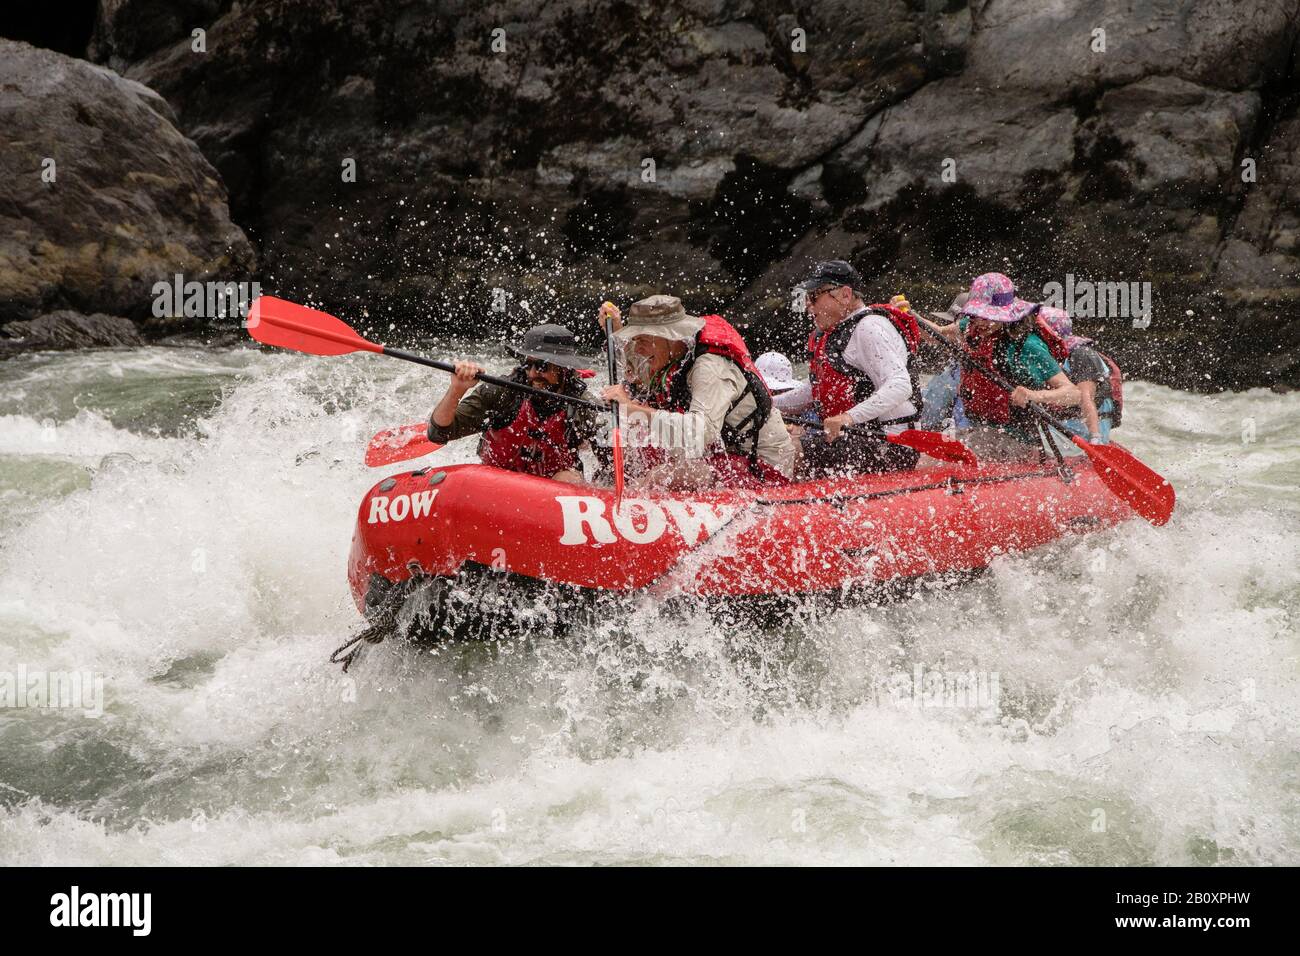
[
  {"xmin": 477, "ymin": 380, "xmax": 581, "ymax": 478},
  {"xmin": 635, "ymin": 314, "xmax": 786, "ymax": 485},
  {"xmin": 960, "ymin": 313, "xmax": 1070, "ymax": 427},
  {"xmin": 808, "ymin": 304, "xmax": 923, "ymax": 421}
]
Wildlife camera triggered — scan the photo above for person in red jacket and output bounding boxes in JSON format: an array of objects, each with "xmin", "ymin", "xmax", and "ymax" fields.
[
  {"xmin": 926, "ymin": 273, "xmax": 1082, "ymax": 460},
  {"xmin": 599, "ymin": 294, "xmax": 794, "ymax": 489},
  {"xmin": 428, "ymin": 324, "xmax": 600, "ymax": 483},
  {"xmin": 776, "ymin": 260, "xmax": 925, "ymax": 477}
]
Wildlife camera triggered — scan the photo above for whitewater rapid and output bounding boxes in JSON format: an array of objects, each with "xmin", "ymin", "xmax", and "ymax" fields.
[{"xmin": 0, "ymin": 345, "xmax": 1296, "ymax": 865}]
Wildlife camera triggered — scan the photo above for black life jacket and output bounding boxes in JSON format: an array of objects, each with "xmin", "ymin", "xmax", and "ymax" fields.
[{"xmin": 808, "ymin": 304, "xmax": 924, "ymax": 426}]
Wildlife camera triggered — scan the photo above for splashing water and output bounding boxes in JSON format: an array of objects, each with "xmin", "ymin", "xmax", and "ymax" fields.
[{"xmin": 0, "ymin": 345, "xmax": 1296, "ymax": 865}]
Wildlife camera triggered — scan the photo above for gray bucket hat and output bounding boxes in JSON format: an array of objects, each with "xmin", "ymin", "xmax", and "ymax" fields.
[
  {"xmin": 509, "ymin": 323, "xmax": 592, "ymax": 370},
  {"xmin": 927, "ymin": 292, "xmax": 972, "ymax": 325},
  {"xmin": 612, "ymin": 295, "xmax": 706, "ymax": 344}
]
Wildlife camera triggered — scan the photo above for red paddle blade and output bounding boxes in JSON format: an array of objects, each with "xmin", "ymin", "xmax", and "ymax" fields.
[
  {"xmin": 247, "ymin": 296, "xmax": 381, "ymax": 357},
  {"xmin": 365, "ymin": 422, "xmax": 443, "ymax": 467},
  {"xmin": 891, "ymin": 429, "xmax": 979, "ymax": 465},
  {"xmin": 1072, "ymin": 437, "xmax": 1176, "ymax": 526},
  {"xmin": 612, "ymin": 426, "xmax": 625, "ymax": 505}
]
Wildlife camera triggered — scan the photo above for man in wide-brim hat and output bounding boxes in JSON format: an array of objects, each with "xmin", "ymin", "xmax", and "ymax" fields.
[
  {"xmin": 598, "ymin": 294, "xmax": 794, "ymax": 489},
  {"xmin": 429, "ymin": 323, "xmax": 601, "ymax": 483}
]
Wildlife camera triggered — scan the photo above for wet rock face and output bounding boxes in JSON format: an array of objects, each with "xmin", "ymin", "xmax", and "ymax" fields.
[
  {"xmin": 89, "ymin": 0, "xmax": 232, "ymax": 67},
  {"xmin": 0, "ymin": 311, "xmax": 144, "ymax": 354},
  {"xmin": 0, "ymin": 39, "xmax": 255, "ymax": 332},
  {"xmin": 5, "ymin": 1, "xmax": 1298, "ymax": 386},
  {"xmin": 98, "ymin": 0, "xmax": 948, "ymax": 339}
]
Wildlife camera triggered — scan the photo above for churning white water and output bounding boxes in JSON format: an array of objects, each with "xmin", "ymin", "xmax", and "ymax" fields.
[{"xmin": 0, "ymin": 345, "xmax": 1296, "ymax": 865}]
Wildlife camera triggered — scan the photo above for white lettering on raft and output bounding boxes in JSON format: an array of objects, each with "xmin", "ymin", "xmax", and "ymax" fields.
[
  {"xmin": 368, "ymin": 489, "xmax": 439, "ymax": 524},
  {"xmin": 556, "ymin": 496, "xmax": 736, "ymax": 546}
]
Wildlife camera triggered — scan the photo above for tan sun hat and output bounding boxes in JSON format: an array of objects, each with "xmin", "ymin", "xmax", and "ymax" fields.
[{"xmin": 613, "ymin": 294, "xmax": 706, "ymax": 344}]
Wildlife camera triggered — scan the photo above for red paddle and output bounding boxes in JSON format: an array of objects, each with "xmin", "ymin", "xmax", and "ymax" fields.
[
  {"xmin": 917, "ymin": 316, "xmax": 1175, "ymax": 526},
  {"xmin": 365, "ymin": 424, "xmax": 443, "ymax": 467},
  {"xmin": 891, "ymin": 429, "xmax": 979, "ymax": 465},
  {"xmin": 786, "ymin": 417, "xmax": 979, "ymax": 465},
  {"xmin": 247, "ymin": 296, "xmax": 609, "ymax": 413}
]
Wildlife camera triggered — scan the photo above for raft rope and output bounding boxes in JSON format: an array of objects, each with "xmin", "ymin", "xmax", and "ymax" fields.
[
  {"xmin": 329, "ymin": 599, "xmax": 399, "ymax": 673},
  {"xmin": 329, "ymin": 627, "xmax": 385, "ymax": 673}
]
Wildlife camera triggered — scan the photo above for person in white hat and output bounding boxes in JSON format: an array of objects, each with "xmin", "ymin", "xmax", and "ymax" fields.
[
  {"xmin": 598, "ymin": 295, "xmax": 795, "ymax": 489},
  {"xmin": 754, "ymin": 352, "xmax": 803, "ymax": 395}
]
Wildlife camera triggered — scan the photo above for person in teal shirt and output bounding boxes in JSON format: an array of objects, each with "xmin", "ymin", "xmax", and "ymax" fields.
[{"xmin": 928, "ymin": 273, "xmax": 1080, "ymax": 460}]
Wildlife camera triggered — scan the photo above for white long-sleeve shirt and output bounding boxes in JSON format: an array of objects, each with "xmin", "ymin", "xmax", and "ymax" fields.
[{"xmin": 773, "ymin": 310, "xmax": 916, "ymax": 428}]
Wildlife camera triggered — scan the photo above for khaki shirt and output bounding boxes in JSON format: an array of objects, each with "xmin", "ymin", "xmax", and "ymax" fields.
[{"xmin": 646, "ymin": 353, "xmax": 795, "ymax": 477}]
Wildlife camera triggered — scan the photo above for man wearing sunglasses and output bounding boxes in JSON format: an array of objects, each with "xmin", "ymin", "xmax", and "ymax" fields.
[
  {"xmin": 429, "ymin": 323, "xmax": 601, "ymax": 484},
  {"xmin": 776, "ymin": 260, "xmax": 924, "ymax": 476}
]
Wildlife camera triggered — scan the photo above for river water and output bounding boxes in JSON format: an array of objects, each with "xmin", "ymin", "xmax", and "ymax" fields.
[{"xmin": 0, "ymin": 344, "xmax": 1296, "ymax": 865}]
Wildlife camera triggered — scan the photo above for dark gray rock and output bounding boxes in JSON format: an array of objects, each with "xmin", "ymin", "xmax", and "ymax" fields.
[
  {"xmin": 89, "ymin": 0, "xmax": 231, "ymax": 68},
  {"xmin": 0, "ymin": 310, "xmax": 145, "ymax": 354},
  {"xmin": 0, "ymin": 39, "xmax": 254, "ymax": 329}
]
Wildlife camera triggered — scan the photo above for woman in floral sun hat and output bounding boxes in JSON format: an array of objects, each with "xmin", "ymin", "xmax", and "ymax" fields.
[{"xmin": 924, "ymin": 273, "xmax": 1081, "ymax": 460}]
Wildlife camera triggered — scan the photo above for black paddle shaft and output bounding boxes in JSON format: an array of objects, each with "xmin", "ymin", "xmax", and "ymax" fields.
[
  {"xmin": 920, "ymin": 311, "xmax": 1078, "ymax": 440},
  {"xmin": 382, "ymin": 346, "xmax": 610, "ymax": 413},
  {"xmin": 782, "ymin": 415, "xmax": 892, "ymax": 439},
  {"xmin": 605, "ymin": 325, "xmax": 621, "ymax": 433}
]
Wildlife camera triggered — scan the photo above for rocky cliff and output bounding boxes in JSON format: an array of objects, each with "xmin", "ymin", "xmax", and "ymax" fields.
[
  {"xmin": 0, "ymin": 36, "xmax": 254, "ymax": 343},
  {"xmin": 1, "ymin": 0, "xmax": 1297, "ymax": 388}
]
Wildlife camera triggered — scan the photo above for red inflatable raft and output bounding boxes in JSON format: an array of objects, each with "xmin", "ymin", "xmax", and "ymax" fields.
[{"xmin": 347, "ymin": 457, "xmax": 1140, "ymax": 624}]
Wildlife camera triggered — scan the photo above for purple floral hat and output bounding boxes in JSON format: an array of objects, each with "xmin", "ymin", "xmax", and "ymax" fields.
[
  {"xmin": 1038, "ymin": 305, "xmax": 1094, "ymax": 350},
  {"xmin": 960, "ymin": 273, "xmax": 1034, "ymax": 323}
]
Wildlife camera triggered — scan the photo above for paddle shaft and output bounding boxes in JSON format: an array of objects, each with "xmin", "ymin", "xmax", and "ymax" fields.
[
  {"xmin": 382, "ymin": 346, "xmax": 605, "ymax": 413},
  {"xmin": 255, "ymin": 307, "xmax": 608, "ymax": 413},
  {"xmin": 604, "ymin": 313, "xmax": 626, "ymax": 504},
  {"xmin": 604, "ymin": 328, "xmax": 621, "ymax": 436},
  {"xmin": 783, "ymin": 415, "xmax": 903, "ymax": 441}
]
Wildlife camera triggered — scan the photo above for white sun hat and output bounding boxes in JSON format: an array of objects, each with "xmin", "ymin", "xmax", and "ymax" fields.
[{"xmin": 755, "ymin": 351, "xmax": 800, "ymax": 393}]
